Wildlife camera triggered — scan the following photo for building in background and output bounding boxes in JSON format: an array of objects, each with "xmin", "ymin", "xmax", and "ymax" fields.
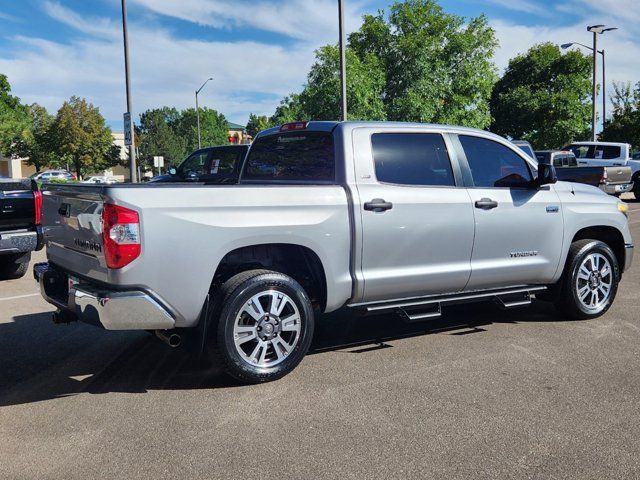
[
  {"xmin": 0, "ymin": 154, "xmax": 36, "ymax": 178},
  {"xmin": 228, "ymin": 122, "xmax": 251, "ymax": 144}
]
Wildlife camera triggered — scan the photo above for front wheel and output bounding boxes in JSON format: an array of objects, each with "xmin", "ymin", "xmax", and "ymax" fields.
[
  {"xmin": 556, "ymin": 240, "xmax": 619, "ymax": 320},
  {"xmin": 209, "ymin": 270, "xmax": 315, "ymax": 383}
]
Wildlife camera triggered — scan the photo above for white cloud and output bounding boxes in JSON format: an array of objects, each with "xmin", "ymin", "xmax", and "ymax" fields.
[
  {"xmin": 484, "ymin": 0, "xmax": 547, "ymax": 15},
  {"xmin": 129, "ymin": 0, "xmax": 367, "ymax": 42}
]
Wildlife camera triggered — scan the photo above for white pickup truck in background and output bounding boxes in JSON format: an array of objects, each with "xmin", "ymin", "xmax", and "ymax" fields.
[{"xmin": 564, "ymin": 142, "xmax": 640, "ymax": 199}]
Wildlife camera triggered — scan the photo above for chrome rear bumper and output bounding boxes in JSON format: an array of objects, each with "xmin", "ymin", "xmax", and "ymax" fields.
[{"xmin": 34, "ymin": 262, "xmax": 175, "ymax": 331}]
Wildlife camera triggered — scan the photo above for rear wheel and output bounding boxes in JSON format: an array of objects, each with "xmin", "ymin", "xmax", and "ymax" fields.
[
  {"xmin": 633, "ymin": 180, "xmax": 640, "ymax": 201},
  {"xmin": 208, "ymin": 270, "xmax": 315, "ymax": 383},
  {"xmin": 0, "ymin": 253, "xmax": 30, "ymax": 280},
  {"xmin": 555, "ymin": 240, "xmax": 619, "ymax": 319}
]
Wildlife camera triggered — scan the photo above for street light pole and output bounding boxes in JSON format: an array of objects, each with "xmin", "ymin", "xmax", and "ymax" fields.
[
  {"xmin": 586, "ymin": 25, "xmax": 617, "ymax": 141},
  {"xmin": 590, "ymin": 28, "xmax": 598, "ymax": 141},
  {"xmin": 195, "ymin": 77, "xmax": 213, "ymax": 150},
  {"xmin": 338, "ymin": 0, "xmax": 347, "ymax": 121},
  {"xmin": 121, "ymin": 0, "xmax": 137, "ymax": 183},
  {"xmin": 561, "ymin": 42, "xmax": 607, "ymax": 131}
]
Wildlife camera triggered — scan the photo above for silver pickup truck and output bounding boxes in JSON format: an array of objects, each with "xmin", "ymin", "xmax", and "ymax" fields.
[{"xmin": 35, "ymin": 122, "xmax": 634, "ymax": 383}]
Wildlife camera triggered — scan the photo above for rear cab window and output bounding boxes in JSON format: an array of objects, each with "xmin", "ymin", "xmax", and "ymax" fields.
[
  {"xmin": 243, "ymin": 131, "xmax": 335, "ymax": 182},
  {"xmin": 565, "ymin": 144, "xmax": 622, "ymax": 160}
]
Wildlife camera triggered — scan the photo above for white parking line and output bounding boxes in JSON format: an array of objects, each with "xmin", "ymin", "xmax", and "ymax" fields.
[{"xmin": 0, "ymin": 293, "xmax": 40, "ymax": 302}]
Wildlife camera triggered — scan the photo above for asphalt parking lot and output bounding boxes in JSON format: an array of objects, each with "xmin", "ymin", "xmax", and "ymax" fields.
[{"xmin": 1, "ymin": 198, "xmax": 639, "ymax": 479}]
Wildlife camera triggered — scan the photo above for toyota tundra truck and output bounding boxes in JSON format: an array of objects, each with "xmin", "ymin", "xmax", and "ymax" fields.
[{"xmin": 35, "ymin": 122, "xmax": 634, "ymax": 383}]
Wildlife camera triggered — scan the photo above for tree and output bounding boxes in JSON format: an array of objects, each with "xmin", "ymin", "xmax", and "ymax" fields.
[
  {"xmin": 490, "ymin": 43, "xmax": 592, "ymax": 149},
  {"xmin": 270, "ymin": 1, "xmax": 498, "ymax": 127},
  {"xmin": 0, "ymin": 74, "xmax": 30, "ymax": 155},
  {"xmin": 246, "ymin": 114, "xmax": 272, "ymax": 137},
  {"xmin": 600, "ymin": 81, "xmax": 640, "ymax": 149},
  {"xmin": 49, "ymin": 96, "xmax": 120, "ymax": 179},
  {"xmin": 269, "ymin": 94, "xmax": 305, "ymax": 125},
  {"xmin": 137, "ymin": 107, "xmax": 186, "ymax": 169},
  {"xmin": 173, "ymin": 107, "xmax": 229, "ymax": 152},
  {"xmin": 350, "ymin": 0, "xmax": 497, "ymax": 126},
  {"xmin": 299, "ymin": 45, "xmax": 386, "ymax": 121},
  {"xmin": 12, "ymin": 104, "xmax": 55, "ymax": 172}
]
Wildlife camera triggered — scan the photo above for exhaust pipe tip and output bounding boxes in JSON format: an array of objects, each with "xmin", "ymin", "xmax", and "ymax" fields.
[{"xmin": 155, "ymin": 330, "xmax": 182, "ymax": 348}]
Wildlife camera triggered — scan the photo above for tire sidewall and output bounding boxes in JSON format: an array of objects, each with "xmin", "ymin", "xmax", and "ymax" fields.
[
  {"xmin": 567, "ymin": 241, "xmax": 619, "ymax": 318},
  {"xmin": 217, "ymin": 273, "xmax": 315, "ymax": 382}
]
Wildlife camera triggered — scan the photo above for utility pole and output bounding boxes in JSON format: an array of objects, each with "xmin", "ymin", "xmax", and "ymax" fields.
[
  {"xmin": 196, "ymin": 77, "xmax": 213, "ymax": 150},
  {"xmin": 338, "ymin": 0, "xmax": 347, "ymax": 121},
  {"xmin": 121, "ymin": 0, "xmax": 137, "ymax": 183}
]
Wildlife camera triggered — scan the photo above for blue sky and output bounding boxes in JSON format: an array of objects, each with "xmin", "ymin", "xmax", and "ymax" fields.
[{"xmin": 1, "ymin": 0, "xmax": 638, "ymax": 131}]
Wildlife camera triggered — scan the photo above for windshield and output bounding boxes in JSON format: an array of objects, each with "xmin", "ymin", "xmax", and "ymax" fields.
[{"xmin": 515, "ymin": 144, "xmax": 535, "ymax": 159}]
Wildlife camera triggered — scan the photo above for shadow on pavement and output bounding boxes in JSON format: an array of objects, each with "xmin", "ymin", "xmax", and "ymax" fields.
[{"xmin": 0, "ymin": 300, "xmax": 566, "ymax": 406}]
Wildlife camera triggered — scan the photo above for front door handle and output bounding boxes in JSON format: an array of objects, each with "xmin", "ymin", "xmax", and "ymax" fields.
[
  {"xmin": 475, "ymin": 198, "xmax": 498, "ymax": 210},
  {"xmin": 364, "ymin": 198, "xmax": 393, "ymax": 212}
]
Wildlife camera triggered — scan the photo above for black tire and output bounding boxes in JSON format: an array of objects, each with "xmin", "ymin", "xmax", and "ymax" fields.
[
  {"xmin": 208, "ymin": 269, "xmax": 315, "ymax": 383},
  {"xmin": 555, "ymin": 240, "xmax": 619, "ymax": 320},
  {"xmin": 0, "ymin": 253, "xmax": 30, "ymax": 280},
  {"xmin": 633, "ymin": 180, "xmax": 640, "ymax": 201}
]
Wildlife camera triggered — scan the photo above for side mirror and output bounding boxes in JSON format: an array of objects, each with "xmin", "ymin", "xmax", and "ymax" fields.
[
  {"xmin": 536, "ymin": 162, "xmax": 557, "ymax": 187},
  {"xmin": 169, "ymin": 167, "xmax": 177, "ymax": 175}
]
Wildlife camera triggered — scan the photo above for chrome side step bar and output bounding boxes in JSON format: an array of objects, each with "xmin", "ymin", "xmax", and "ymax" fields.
[{"xmin": 356, "ymin": 286, "xmax": 547, "ymax": 318}]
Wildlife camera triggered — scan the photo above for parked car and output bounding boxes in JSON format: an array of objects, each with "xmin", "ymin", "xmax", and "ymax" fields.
[
  {"xmin": 82, "ymin": 176, "xmax": 119, "ymax": 184},
  {"xmin": 563, "ymin": 142, "xmax": 640, "ymax": 199},
  {"xmin": 149, "ymin": 145, "xmax": 249, "ymax": 184},
  {"xmin": 32, "ymin": 170, "xmax": 76, "ymax": 182},
  {"xmin": 0, "ymin": 178, "xmax": 43, "ymax": 279},
  {"xmin": 35, "ymin": 121, "xmax": 633, "ymax": 383},
  {"xmin": 535, "ymin": 150, "xmax": 634, "ymax": 196}
]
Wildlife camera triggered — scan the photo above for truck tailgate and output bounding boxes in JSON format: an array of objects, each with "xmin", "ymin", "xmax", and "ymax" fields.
[
  {"xmin": 0, "ymin": 180, "xmax": 34, "ymax": 230},
  {"xmin": 42, "ymin": 184, "xmax": 110, "ymax": 281},
  {"xmin": 604, "ymin": 166, "xmax": 632, "ymax": 185}
]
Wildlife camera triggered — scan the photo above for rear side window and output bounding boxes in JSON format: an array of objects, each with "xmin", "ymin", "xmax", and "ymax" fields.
[
  {"xmin": 371, "ymin": 133, "xmax": 455, "ymax": 187},
  {"xmin": 243, "ymin": 132, "xmax": 334, "ymax": 182},
  {"xmin": 459, "ymin": 135, "xmax": 532, "ymax": 188},
  {"xmin": 208, "ymin": 148, "xmax": 240, "ymax": 175}
]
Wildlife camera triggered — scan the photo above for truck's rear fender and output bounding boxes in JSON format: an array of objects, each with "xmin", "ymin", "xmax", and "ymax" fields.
[
  {"xmin": 110, "ymin": 185, "xmax": 352, "ymax": 327},
  {"xmin": 212, "ymin": 243, "xmax": 328, "ymax": 311}
]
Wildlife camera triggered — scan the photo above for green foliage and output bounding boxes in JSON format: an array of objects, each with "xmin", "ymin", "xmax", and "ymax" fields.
[
  {"xmin": 49, "ymin": 97, "xmax": 120, "ymax": 179},
  {"xmin": 173, "ymin": 107, "xmax": 229, "ymax": 152},
  {"xmin": 490, "ymin": 43, "xmax": 592, "ymax": 149},
  {"xmin": 246, "ymin": 114, "xmax": 272, "ymax": 137},
  {"xmin": 0, "ymin": 74, "xmax": 30, "ymax": 155},
  {"xmin": 600, "ymin": 81, "xmax": 640, "ymax": 150},
  {"xmin": 12, "ymin": 103, "xmax": 55, "ymax": 172},
  {"xmin": 270, "ymin": 0, "xmax": 497, "ymax": 128},
  {"xmin": 298, "ymin": 45, "xmax": 386, "ymax": 121},
  {"xmin": 269, "ymin": 95, "xmax": 305, "ymax": 125},
  {"xmin": 137, "ymin": 107, "xmax": 186, "ymax": 169}
]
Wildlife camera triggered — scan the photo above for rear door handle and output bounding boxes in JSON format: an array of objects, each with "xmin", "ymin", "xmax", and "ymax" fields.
[
  {"xmin": 364, "ymin": 198, "xmax": 393, "ymax": 212},
  {"xmin": 475, "ymin": 198, "xmax": 498, "ymax": 210}
]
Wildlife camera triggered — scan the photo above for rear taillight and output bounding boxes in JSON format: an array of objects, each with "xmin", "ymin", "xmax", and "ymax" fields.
[
  {"xmin": 33, "ymin": 191, "xmax": 42, "ymax": 226},
  {"xmin": 600, "ymin": 169, "xmax": 608, "ymax": 185},
  {"xmin": 102, "ymin": 203, "xmax": 140, "ymax": 269}
]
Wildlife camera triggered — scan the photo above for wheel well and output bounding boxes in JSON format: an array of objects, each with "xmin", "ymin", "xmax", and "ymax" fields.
[
  {"xmin": 212, "ymin": 244, "xmax": 327, "ymax": 311},
  {"xmin": 572, "ymin": 226, "xmax": 625, "ymax": 269}
]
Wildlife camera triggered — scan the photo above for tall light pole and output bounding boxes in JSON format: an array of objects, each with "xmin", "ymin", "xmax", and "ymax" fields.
[
  {"xmin": 338, "ymin": 0, "xmax": 347, "ymax": 121},
  {"xmin": 561, "ymin": 42, "xmax": 606, "ymax": 129},
  {"xmin": 121, "ymin": 0, "xmax": 137, "ymax": 183},
  {"xmin": 196, "ymin": 77, "xmax": 213, "ymax": 149},
  {"xmin": 586, "ymin": 25, "xmax": 617, "ymax": 141}
]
